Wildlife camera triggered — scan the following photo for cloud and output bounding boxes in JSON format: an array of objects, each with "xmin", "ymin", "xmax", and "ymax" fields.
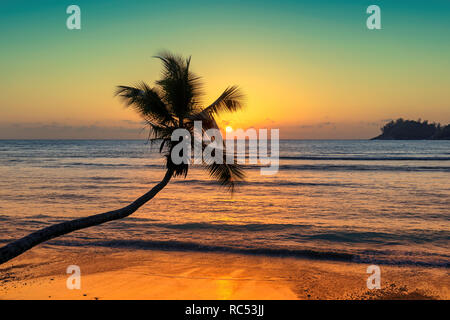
[
  {"xmin": 299, "ymin": 122, "xmax": 335, "ymax": 129},
  {"xmin": 0, "ymin": 121, "xmax": 147, "ymax": 139},
  {"xmin": 277, "ymin": 121, "xmax": 382, "ymax": 139}
]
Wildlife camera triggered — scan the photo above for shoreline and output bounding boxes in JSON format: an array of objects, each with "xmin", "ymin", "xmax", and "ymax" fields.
[{"xmin": 1, "ymin": 245, "xmax": 448, "ymax": 300}]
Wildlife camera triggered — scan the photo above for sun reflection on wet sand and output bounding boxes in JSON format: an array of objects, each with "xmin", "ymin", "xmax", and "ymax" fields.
[{"xmin": 1, "ymin": 248, "xmax": 446, "ymax": 300}]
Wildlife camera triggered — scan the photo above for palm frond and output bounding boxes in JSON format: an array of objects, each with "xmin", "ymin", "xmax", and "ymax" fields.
[
  {"xmin": 143, "ymin": 119, "xmax": 173, "ymax": 140},
  {"xmin": 202, "ymin": 138, "xmax": 245, "ymax": 193},
  {"xmin": 186, "ymin": 111, "xmax": 220, "ymax": 131},
  {"xmin": 202, "ymin": 86, "xmax": 244, "ymax": 116},
  {"xmin": 154, "ymin": 51, "xmax": 186, "ymax": 79},
  {"xmin": 165, "ymin": 140, "xmax": 190, "ymax": 178},
  {"xmin": 154, "ymin": 52, "xmax": 203, "ymax": 121},
  {"xmin": 204, "ymin": 160, "xmax": 246, "ymax": 194},
  {"xmin": 115, "ymin": 82, "xmax": 174, "ymax": 125}
]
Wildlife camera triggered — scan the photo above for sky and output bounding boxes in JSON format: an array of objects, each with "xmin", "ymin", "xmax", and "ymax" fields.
[{"xmin": 0, "ymin": 0, "xmax": 449, "ymax": 139}]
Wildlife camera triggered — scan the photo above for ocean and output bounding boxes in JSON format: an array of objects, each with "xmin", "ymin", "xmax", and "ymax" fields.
[{"xmin": 0, "ymin": 140, "xmax": 448, "ymax": 267}]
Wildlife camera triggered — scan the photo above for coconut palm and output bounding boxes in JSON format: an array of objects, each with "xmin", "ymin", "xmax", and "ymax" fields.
[{"xmin": 0, "ymin": 51, "xmax": 245, "ymax": 265}]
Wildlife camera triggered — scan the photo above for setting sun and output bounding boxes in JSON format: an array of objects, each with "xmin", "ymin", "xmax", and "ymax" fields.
[{"xmin": 225, "ymin": 126, "xmax": 233, "ymax": 133}]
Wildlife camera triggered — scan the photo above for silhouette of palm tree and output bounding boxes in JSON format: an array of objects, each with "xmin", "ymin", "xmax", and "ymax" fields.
[{"xmin": 0, "ymin": 51, "xmax": 245, "ymax": 265}]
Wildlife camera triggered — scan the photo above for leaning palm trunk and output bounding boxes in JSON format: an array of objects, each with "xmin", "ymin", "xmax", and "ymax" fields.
[
  {"xmin": 0, "ymin": 169, "xmax": 173, "ymax": 265},
  {"xmin": 0, "ymin": 51, "xmax": 246, "ymax": 266}
]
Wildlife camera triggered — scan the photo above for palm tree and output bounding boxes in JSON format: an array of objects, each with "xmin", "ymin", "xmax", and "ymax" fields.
[{"xmin": 0, "ymin": 51, "xmax": 245, "ymax": 265}]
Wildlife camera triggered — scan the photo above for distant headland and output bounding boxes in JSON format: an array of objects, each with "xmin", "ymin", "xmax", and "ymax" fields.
[{"xmin": 372, "ymin": 118, "xmax": 450, "ymax": 140}]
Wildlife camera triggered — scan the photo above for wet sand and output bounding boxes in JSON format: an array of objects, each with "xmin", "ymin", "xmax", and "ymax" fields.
[{"xmin": 0, "ymin": 245, "xmax": 448, "ymax": 300}]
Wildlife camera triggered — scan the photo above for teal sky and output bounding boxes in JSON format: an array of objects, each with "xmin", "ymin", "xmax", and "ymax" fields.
[{"xmin": 1, "ymin": 0, "xmax": 449, "ymax": 139}]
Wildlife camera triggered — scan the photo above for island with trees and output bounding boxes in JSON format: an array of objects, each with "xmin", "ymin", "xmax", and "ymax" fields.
[{"xmin": 372, "ymin": 118, "xmax": 450, "ymax": 140}]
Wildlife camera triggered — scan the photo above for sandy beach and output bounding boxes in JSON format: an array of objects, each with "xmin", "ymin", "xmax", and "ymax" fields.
[{"xmin": 0, "ymin": 245, "xmax": 448, "ymax": 300}]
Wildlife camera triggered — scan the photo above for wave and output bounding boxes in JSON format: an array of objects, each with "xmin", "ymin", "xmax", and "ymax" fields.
[
  {"xmin": 2, "ymin": 218, "xmax": 448, "ymax": 267},
  {"xmin": 172, "ymin": 179, "xmax": 355, "ymax": 188},
  {"xmin": 85, "ymin": 176, "xmax": 124, "ymax": 181},
  {"xmin": 116, "ymin": 221, "xmax": 450, "ymax": 243},
  {"xmin": 280, "ymin": 156, "xmax": 450, "ymax": 161},
  {"xmin": 276, "ymin": 164, "xmax": 450, "ymax": 172},
  {"xmin": 145, "ymin": 221, "xmax": 312, "ymax": 232},
  {"xmin": 6, "ymin": 160, "xmax": 449, "ymax": 173},
  {"xmin": 45, "ymin": 239, "xmax": 449, "ymax": 268},
  {"xmin": 49, "ymin": 239, "xmax": 355, "ymax": 261}
]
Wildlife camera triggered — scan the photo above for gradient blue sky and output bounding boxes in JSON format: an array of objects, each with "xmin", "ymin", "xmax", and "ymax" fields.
[{"xmin": 1, "ymin": 0, "xmax": 449, "ymax": 139}]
